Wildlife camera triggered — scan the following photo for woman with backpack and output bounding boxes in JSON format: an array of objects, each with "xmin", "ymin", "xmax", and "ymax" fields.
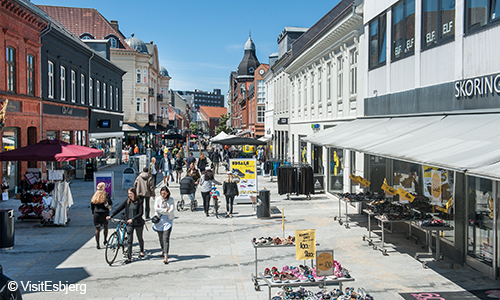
[{"xmin": 222, "ymin": 171, "xmax": 239, "ymax": 218}]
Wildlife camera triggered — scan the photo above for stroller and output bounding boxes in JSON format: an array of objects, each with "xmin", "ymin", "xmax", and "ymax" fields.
[
  {"xmin": 176, "ymin": 194, "xmax": 197, "ymax": 212},
  {"xmin": 177, "ymin": 176, "xmax": 198, "ymax": 212}
]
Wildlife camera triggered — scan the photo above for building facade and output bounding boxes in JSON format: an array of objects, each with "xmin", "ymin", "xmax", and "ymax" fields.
[
  {"xmin": 177, "ymin": 89, "xmax": 224, "ymax": 109},
  {"xmin": 199, "ymin": 106, "xmax": 227, "ymax": 136}
]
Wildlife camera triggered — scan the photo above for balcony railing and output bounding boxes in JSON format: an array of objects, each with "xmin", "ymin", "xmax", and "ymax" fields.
[
  {"xmin": 148, "ymin": 88, "xmax": 155, "ymax": 96},
  {"xmin": 148, "ymin": 114, "xmax": 155, "ymax": 122},
  {"xmin": 157, "ymin": 93, "xmax": 164, "ymax": 101}
]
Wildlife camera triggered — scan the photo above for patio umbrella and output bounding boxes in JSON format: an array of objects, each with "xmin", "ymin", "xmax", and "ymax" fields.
[
  {"xmin": 212, "ymin": 136, "xmax": 266, "ymax": 146},
  {"xmin": 0, "ymin": 139, "xmax": 103, "ymax": 161},
  {"xmin": 163, "ymin": 133, "xmax": 185, "ymax": 140}
]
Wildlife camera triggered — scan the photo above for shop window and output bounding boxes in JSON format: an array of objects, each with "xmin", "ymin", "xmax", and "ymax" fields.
[
  {"xmin": 328, "ymin": 148, "xmax": 344, "ymax": 193},
  {"xmin": 61, "ymin": 131, "xmax": 71, "ymax": 143},
  {"xmin": 71, "ymin": 70, "xmax": 76, "ymax": 102},
  {"xmin": 60, "ymin": 66, "xmax": 66, "ymax": 101},
  {"xmin": 81, "ymin": 74, "xmax": 85, "ymax": 105},
  {"xmin": 136, "ymin": 69, "xmax": 141, "ymax": 84},
  {"xmin": 6, "ymin": 47, "xmax": 16, "ymax": 93},
  {"xmin": 466, "ymin": 0, "xmax": 500, "ymax": 33},
  {"xmin": 467, "ymin": 177, "xmax": 494, "ymax": 266},
  {"xmin": 48, "ymin": 61, "xmax": 54, "ymax": 99},
  {"xmin": 392, "ymin": 0, "xmax": 415, "ymax": 61},
  {"xmin": 27, "ymin": 54, "xmax": 34, "ymax": 96},
  {"xmin": 422, "ymin": 0, "xmax": 455, "ymax": 50},
  {"xmin": 96, "ymin": 80, "xmax": 100, "ymax": 107},
  {"xmin": 89, "ymin": 78, "xmax": 93, "ymax": 106},
  {"xmin": 369, "ymin": 13, "xmax": 387, "ymax": 69},
  {"xmin": 46, "ymin": 131, "xmax": 57, "ymax": 140},
  {"xmin": 2, "ymin": 128, "xmax": 18, "ymax": 193}
]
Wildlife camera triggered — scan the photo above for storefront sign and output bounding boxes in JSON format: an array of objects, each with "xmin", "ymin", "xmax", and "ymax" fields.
[
  {"xmin": 381, "ymin": 179, "xmax": 397, "ymax": 195},
  {"xmin": 43, "ymin": 103, "xmax": 87, "ymax": 117},
  {"xmin": 122, "ymin": 167, "xmax": 135, "ymax": 190},
  {"xmin": 316, "ymin": 250, "xmax": 334, "ymax": 276},
  {"xmin": 230, "ymin": 158, "xmax": 257, "ymax": 203},
  {"xmin": 277, "ymin": 117, "xmax": 288, "ymax": 124},
  {"xmin": 454, "ymin": 73, "xmax": 500, "ymax": 99},
  {"xmin": 94, "ymin": 171, "xmax": 114, "ymax": 199},
  {"xmin": 61, "ymin": 106, "xmax": 73, "ymax": 115},
  {"xmin": 397, "ymin": 187, "xmax": 415, "ymax": 203},
  {"xmin": 295, "ymin": 229, "xmax": 316, "ymax": 260}
]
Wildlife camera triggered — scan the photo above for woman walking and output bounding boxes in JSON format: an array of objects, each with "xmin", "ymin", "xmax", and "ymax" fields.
[
  {"xmin": 197, "ymin": 152, "xmax": 208, "ymax": 172},
  {"xmin": 153, "ymin": 186, "xmax": 175, "ymax": 264},
  {"xmin": 186, "ymin": 162, "xmax": 201, "ymax": 185},
  {"xmin": 91, "ymin": 182, "xmax": 112, "ymax": 249},
  {"xmin": 149, "ymin": 157, "xmax": 159, "ymax": 187},
  {"xmin": 107, "ymin": 188, "xmax": 145, "ymax": 264},
  {"xmin": 174, "ymin": 153, "xmax": 184, "ymax": 183},
  {"xmin": 222, "ymin": 171, "xmax": 239, "ymax": 218},
  {"xmin": 199, "ymin": 166, "xmax": 221, "ymax": 217}
]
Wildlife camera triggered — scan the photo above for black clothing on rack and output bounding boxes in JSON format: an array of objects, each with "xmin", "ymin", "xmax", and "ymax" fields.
[{"xmin": 277, "ymin": 165, "xmax": 314, "ymax": 196}]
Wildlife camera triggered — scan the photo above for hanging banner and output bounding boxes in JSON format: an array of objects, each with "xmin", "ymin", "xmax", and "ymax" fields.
[
  {"xmin": 349, "ymin": 174, "xmax": 360, "ymax": 184},
  {"xmin": 230, "ymin": 158, "xmax": 257, "ymax": 204},
  {"xmin": 423, "ymin": 165, "xmax": 448, "ymax": 205},
  {"xmin": 381, "ymin": 179, "xmax": 397, "ymax": 195},
  {"xmin": 430, "ymin": 170, "xmax": 442, "ymax": 205},
  {"xmin": 397, "ymin": 187, "xmax": 415, "ymax": 203},
  {"xmin": 357, "ymin": 175, "xmax": 371, "ymax": 187},
  {"xmin": 94, "ymin": 171, "xmax": 114, "ymax": 199},
  {"xmin": 295, "ymin": 229, "xmax": 316, "ymax": 260},
  {"xmin": 316, "ymin": 250, "xmax": 334, "ymax": 276}
]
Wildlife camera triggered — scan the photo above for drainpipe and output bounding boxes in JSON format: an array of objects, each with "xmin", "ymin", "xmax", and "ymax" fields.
[
  {"xmin": 88, "ymin": 52, "xmax": 95, "ymax": 146},
  {"xmin": 39, "ymin": 23, "xmax": 53, "ymax": 141}
]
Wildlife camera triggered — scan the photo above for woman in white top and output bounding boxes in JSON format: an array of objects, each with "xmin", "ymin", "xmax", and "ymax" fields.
[{"xmin": 153, "ymin": 186, "xmax": 175, "ymax": 264}]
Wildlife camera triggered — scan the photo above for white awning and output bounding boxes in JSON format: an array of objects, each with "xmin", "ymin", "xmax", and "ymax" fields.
[
  {"xmin": 306, "ymin": 113, "xmax": 500, "ymax": 179},
  {"xmin": 89, "ymin": 132, "xmax": 124, "ymax": 139}
]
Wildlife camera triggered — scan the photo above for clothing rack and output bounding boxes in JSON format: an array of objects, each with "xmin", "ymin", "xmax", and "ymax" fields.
[
  {"xmin": 263, "ymin": 159, "xmax": 287, "ymax": 182},
  {"xmin": 277, "ymin": 163, "xmax": 314, "ymax": 200}
]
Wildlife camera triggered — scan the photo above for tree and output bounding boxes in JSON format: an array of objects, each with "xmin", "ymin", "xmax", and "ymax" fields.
[
  {"xmin": 189, "ymin": 122, "xmax": 199, "ymax": 135},
  {"xmin": 215, "ymin": 114, "xmax": 231, "ymax": 135}
]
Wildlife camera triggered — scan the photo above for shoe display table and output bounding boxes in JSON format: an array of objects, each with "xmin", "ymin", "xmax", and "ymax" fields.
[
  {"xmin": 259, "ymin": 272, "xmax": 355, "ymax": 300},
  {"xmin": 415, "ymin": 225, "xmax": 454, "ymax": 268}
]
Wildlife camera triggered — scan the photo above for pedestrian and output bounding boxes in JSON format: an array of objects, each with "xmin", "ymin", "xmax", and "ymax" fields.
[
  {"xmin": 153, "ymin": 186, "xmax": 175, "ymax": 264},
  {"xmin": 197, "ymin": 152, "xmax": 208, "ymax": 172},
  {"xmin": 186, "ymin": 152, "xmax": 196, "ymax": 166},
  {"xmin": 149, "ymin": 157, "xmax": 159, "ymax": 187},
  {"xmin": 186, "ymin": 162, "xmax": 201, "ymax": 185},
  {"xmin": 158, "ymin": 150, "xmax": 172, "ymax": 186},
  {"xmin": 174, "ymin": 153, "xmax": 184, "ymax": 183},
  {"xmin": 199, "ymin": 166, "xmax": 221, "ymax": 217},
  {"xmin": 179, "ymin": 174, "xmax": 196, "ymax": 207},
  {"xmin": 134, "ymin": 167, "xmax": 155, "ymax": 219},
  {"xmin": 222, "ymin": 171, "xmax": 239, "ymax": 218},
  {"xmin": 107, "ymin": 188, "xmax": 145, "ymax": 264},
  {"xmin": 172, "ymin": 146, "xmax": 179, "ymax": 157},
  {"xmin": 179, "ymin": 145, "xmax": 185, "ymax": 160},
  {"xmin": 133, "ymin": 144, "xmax": 139, "ymax": 155},
  {"xmin": 128, "ymin": 145, "xmax": 134, "ymax": 158},
  {"xmin": 91, "ymin": 182, "xmax": 113, "ymax": 249},
  {"xmin": 212, "ymin": 149, "xmax": 221, "ymax": 174}
]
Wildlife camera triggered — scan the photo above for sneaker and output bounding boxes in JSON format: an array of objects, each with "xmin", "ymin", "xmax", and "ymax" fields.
[
  {"xmin": 245, "ymin": 169, "xmax": 255, "ymax": 174},
  {"xmin": 272, "ymin": 272, "xmax": 281, "ymax": 283},
  {"xmin": 286, "ymin": 273, "xmax": 300, "ymax": 282},
  {"xmin": 232, "ymin": 168, "xmax": 245, "ymax": 177},
  {"xmin": 264, "ymin": 268, "xmax": 272, "ymax": 278}
]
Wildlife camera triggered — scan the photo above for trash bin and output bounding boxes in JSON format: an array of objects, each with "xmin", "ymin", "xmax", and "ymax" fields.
[
  {"xmin": 0, "ymin": 209, "xmax": 14, "ymax": 249},
  {"xmin": 256, "ymin": 190, "xmax": 270, "ymax": 218}
]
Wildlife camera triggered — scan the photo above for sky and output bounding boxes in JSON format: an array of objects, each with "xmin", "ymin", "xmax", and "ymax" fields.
[{"xmin": 33, "ymin": 0, "xmax": 341, "ymax": 100}]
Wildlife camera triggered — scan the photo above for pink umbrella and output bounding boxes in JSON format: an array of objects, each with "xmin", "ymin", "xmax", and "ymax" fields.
[{"xmin": 0, "ymin": 139, "xmax": 103, "ymax": 161}]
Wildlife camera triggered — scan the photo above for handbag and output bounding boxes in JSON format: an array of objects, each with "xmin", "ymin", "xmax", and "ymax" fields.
[
  {"xmin": 104, "ymin": 201, "xmax": 112, "ymax": 211},
  {"xmin": 151, "ymin": 215, "xmax": 160, "ymax": 224}
]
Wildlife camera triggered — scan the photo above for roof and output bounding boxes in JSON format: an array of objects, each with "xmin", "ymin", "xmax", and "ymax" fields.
[
  {"xmin": 199, "ymin": 106, "xmax": 227, "ymax": 120},
  {"xmin": 37, "ymin": 5, "xmax": 135, "ymax": 51}
]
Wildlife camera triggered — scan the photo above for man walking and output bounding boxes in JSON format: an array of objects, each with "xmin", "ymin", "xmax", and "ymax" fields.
[
  {"xmin": 186, "ymin": 152, "xmax": 196, "ymax": 167},
  {"xmin": 211, "ymin": 148, "xmax": 221, "ymax": 174},
  {"xmin": 134, "ymin": 167, "xmax": 155, "ymax": 219},
  {"xmin": 158, "ymin": 150, "xmax": 171, "ymax": 186}
]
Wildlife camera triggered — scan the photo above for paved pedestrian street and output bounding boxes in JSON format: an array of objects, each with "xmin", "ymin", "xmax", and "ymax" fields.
[{"xmin": 1, "ymin": 164, "xmax": 500, "ymax": 300}]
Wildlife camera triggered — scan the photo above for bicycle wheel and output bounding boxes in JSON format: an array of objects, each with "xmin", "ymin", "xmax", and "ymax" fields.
[
  {"xmin": 176, "ymin": 200, "xmax": 184, "ymax": 211},
  {"xmin": 105, "ymin": 232, "xmax": 119, "ymax": 265},
  {"xmin": 190, "ymin": 200, "xmax": 197, "ymax": 212},
  {"xmin": 214, "ymin": 198, "xmax": 219, "ymax": 218}
]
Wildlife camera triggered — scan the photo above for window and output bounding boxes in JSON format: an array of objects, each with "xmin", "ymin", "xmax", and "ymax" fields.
[
  {"xmin": 60, "ymin": 66, "xmax": 66, "ymax": 100},
  {"xmin": 142, "ymin": 98, "xmax": 147, "ymax": 114},
  {"xmin": 422, "ymin": 0, "xmax": 455, "ymax": 49},
  {"xmin": 392, "ymin": 0, "xmax": 415, "ymax": 60},
  {"xmin": 349, "ymin": 49, "xmax": 358, "ymax": 96},
  {"xmin": 136, "ymin": 69, "xmax": 141, "ymax": 83},
  {"xmin": 257, "ymin": 105, "xmax": 265, "ymax": 123},
  {"xmin": 257, "ymin": 80, "xmax": 265, "ymax": 104},
  {"xmin": 103, "ymin": 83, "xmax": 107, "ymax": 108},
  {"xmin": 89, "ymin": 78, "xmax": 93, "ymax": 106},
  {"xmin": 327, "ymin": 63, "xmax": 332, "ymax": 100},
  {"xmin": 109, "ymin": 37, "xmax": 117, "ymax": 48},
  {"xmin": 110, "ymin": 85, "xmax": 113, "ymax": 110},
  {"xmin": 466, "ymin": 0, "xmax": 500, "ymax": 32},
  {"xmin": 80, "ymin": 74, "xmax": 85, "ymax": 104},
  {"xmin": 160, "ymin": 106, "xmax": 164, "ymax": 117},
  {"xmin": 310, "ymin": 73, "xmax": 314, "ymax": 105},
  {"xmin": 143, "ymin": 69, "xmax": 147, "ymax": 84},
  {"xmin": 369, "ymin": 13, "xmax": 387, "ymax": 69},
  {"xmin": 337, "ymin": 56, "xmax": 343, "ymax": 99},
  {"xmin": 27, "ymin": 54, "xmax": 34, "ymax": 96},
  {"xmin": 318, "ymin": 68, "xmax": 322, "ymax": 102},
  {"xmin": 96, "ymin": 80, "xmax": 100, "ymax": 107},
  {"xmin": 6, "ymin": 47, "xmax": 15, "ymax": 93},
  {"xmin": 115, "ymin": 88, "xmax": 119, "ymax": 110},
  {"xmin": 48, "ymin": 62, "xmax": 54, "ymax": 98},
  {"xmin": 136, "ymin": 97, "xmax": 141, "ymax": 113},
  {"xmin": 71, "ymin": 70, "xmax": 76, "ymax": 102}
]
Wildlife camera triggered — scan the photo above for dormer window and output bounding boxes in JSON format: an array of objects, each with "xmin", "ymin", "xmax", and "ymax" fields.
[
  {"xmin": 80, "ymin": 33, "xmax": 94, "ymax": 40},
  {"xmin": 105, "ymin": 34, "xmax": 120, "ymax": 48}
]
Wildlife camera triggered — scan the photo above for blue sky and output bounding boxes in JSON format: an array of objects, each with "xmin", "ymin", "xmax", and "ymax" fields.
[{"xmin": 34, "ymin": 0, "xmax": 341, "ymax": 98}]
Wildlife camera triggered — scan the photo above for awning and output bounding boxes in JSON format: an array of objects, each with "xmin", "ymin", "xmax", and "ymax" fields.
[
  {"xmin": 89, "ymin": 132, "xmax": 124, "ymax": 139},
  {"xmin": 212, "ymin": 136, "xmax": 266, "ymax": 146},
  {"xmin": 306, "ymin": 113, "xmax": 500, "ymax": 179},
  {"xmin": 122, "ymin": 123, "xmax": 143, "ymax": 132}
]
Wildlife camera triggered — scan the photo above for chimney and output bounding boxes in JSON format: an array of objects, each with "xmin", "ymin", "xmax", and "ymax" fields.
[{"xmin": 110, "ymin": 20, "xmax": 119, "ymax": 31}]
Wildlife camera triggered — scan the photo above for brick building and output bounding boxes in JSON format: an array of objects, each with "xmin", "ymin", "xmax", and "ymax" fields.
[{"xmin": 199, "ymin": 106, "xmax": 227, "ymax": 136}]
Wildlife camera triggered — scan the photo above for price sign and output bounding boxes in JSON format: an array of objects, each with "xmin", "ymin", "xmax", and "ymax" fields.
[
  {"xmin": 316, "ymin": 250, "xmax": 334, "ymax": 276},
  {"xmin": 295, "ymin": 229, "xmax": 316, "ymax": 261},
  {"xmin": 357, "ymin": 176, "xmax": 371, "ymax": 187},
  {"xmin": 349, "ymin": 174, "xmax": 360, "ymax": 184},
  {"xmin": 381, "ymin": 179, "xmax": 396, "ymax": 195},
  {"xmin": 397, "ymin": 187, "xmax": 415, "ymax": 203}
]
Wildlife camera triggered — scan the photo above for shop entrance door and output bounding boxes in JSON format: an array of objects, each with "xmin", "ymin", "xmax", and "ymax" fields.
[{"xmin": 369, "ymin": 156, "xmax": 385, "ymax": 193}]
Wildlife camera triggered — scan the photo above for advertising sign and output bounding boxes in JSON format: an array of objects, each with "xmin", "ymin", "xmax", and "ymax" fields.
[
  {"xmin": 295, "ymin": 229, "xmax": 316, "ymax": 260},
  {"xmin": 94, "ymin": 171, "xmax": 114, "ymax": 199},
  {"xmin": 230, "ymin": 158, "xmax": 257, "ymax": 203},
  {"xmin": 316, "ymin": 250, "xmax": 334, "ymax": 276},
  {"xmin": 122, "ymin": 167, "xmax": 136, "ymax": 190},
  {"xmin": 423, "ymin": 165, "xmax": 448, "ymax": 206}
]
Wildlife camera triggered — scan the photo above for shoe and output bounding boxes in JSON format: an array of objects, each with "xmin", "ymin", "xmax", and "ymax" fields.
[
  {"xmin": 96, "ymin": 245, "xmax": 100, "ymax": 249},
  {"xmin": 206, "ymin": 213, "xmax": 209, "ymax": 217},
  {"xmin": 264, "ymin": 268, "xmax": 272, "ymax": 278},
  {"xmin": 232, "ymin": 168, "xmax": 245, "ymax": 177},
  {"xmin": 245, "ymin": 169, "xmax": 255, "ymax": 174},
  {"xmin": 163, "ymin": 259, "xmax": 169, "ymax": 264},
  {"xmin": 140, "ymin": 252, "xmax": 145, "ymax": 258},
  {"xmin": 124, "ymin": 259, "xmax": 132, "ymax": 264},
  {"xmin": 229, "ymin": 214, "xmax": 233, "ymax": 218},
  {"xmin": 103, "ymin": 240, "xmax": 107, "ymax": 245},
  {"xmin": 272, "ymin": 272, "xmax": 281, "ymax": 283}
]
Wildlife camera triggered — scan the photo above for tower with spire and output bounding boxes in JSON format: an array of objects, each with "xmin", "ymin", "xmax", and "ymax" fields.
[{"xmin": 237, "ymin": 32, "xmax": 260, "ymax": 78}]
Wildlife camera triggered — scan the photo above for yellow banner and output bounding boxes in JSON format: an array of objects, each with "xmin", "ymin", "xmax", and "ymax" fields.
[
  {"xmin": 397, "ymin": 187, "xmax": 415, "ymax": 202},
  {"xmin": 357, "ymin": 176, "xmax": 371, "ymax": 187},
  {"xmin": 349, "ymin": 174, "xmax": 359, "ymax": 184},
  {"xmin": 446, "ymin": 197, "xmax": 453, "ymax": 210},
  {"xmin": 381, "ymin": 179, "xmax": 396, "ymax": 195},
  {"xmin": 295, "ymin": 229, "xmax": 316, "ymax": 260}
]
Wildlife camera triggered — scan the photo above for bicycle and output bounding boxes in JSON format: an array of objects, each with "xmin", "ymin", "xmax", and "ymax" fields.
[{"xmin": 105, "ymin": 218, "xmax": 128, "ymax": 266}]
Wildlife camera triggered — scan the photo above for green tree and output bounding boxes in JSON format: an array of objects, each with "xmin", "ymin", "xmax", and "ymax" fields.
[
  {"xmin": 190, "ymin": 122, "xmax": 199, "ymax": 135},
  {"xmin": 215, "ymin": 114, "xmax": 231, "ymax": 135}
]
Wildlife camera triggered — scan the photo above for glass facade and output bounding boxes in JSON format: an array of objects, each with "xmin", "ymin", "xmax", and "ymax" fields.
[
  {"xmin": 328, "ymin": 148, "xmax": 344, "ymax": 193},
  {"xmin": 2, "ymin": 128, "xmax": 18, "ymax": 192}
]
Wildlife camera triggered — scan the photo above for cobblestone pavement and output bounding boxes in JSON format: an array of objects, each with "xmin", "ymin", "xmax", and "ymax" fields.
[{"xmin": 1, "ymin": 163, "xmax": 500, "ymax": 299}]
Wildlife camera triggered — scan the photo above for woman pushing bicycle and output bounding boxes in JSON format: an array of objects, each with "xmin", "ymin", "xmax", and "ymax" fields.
[{"xmin": 107, "ymin": 187, "xmax": 145, "ymax": 264}]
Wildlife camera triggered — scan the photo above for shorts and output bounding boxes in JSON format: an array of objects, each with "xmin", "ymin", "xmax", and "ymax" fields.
[{"xmin": 162, "ymin": 170, "xmax": 171, "ymax": 177}]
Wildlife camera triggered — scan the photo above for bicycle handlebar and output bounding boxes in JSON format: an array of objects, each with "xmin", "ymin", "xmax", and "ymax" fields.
[{"xmin": 110, "ymin": 218, "xmax": 127, "ymax": 224}]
